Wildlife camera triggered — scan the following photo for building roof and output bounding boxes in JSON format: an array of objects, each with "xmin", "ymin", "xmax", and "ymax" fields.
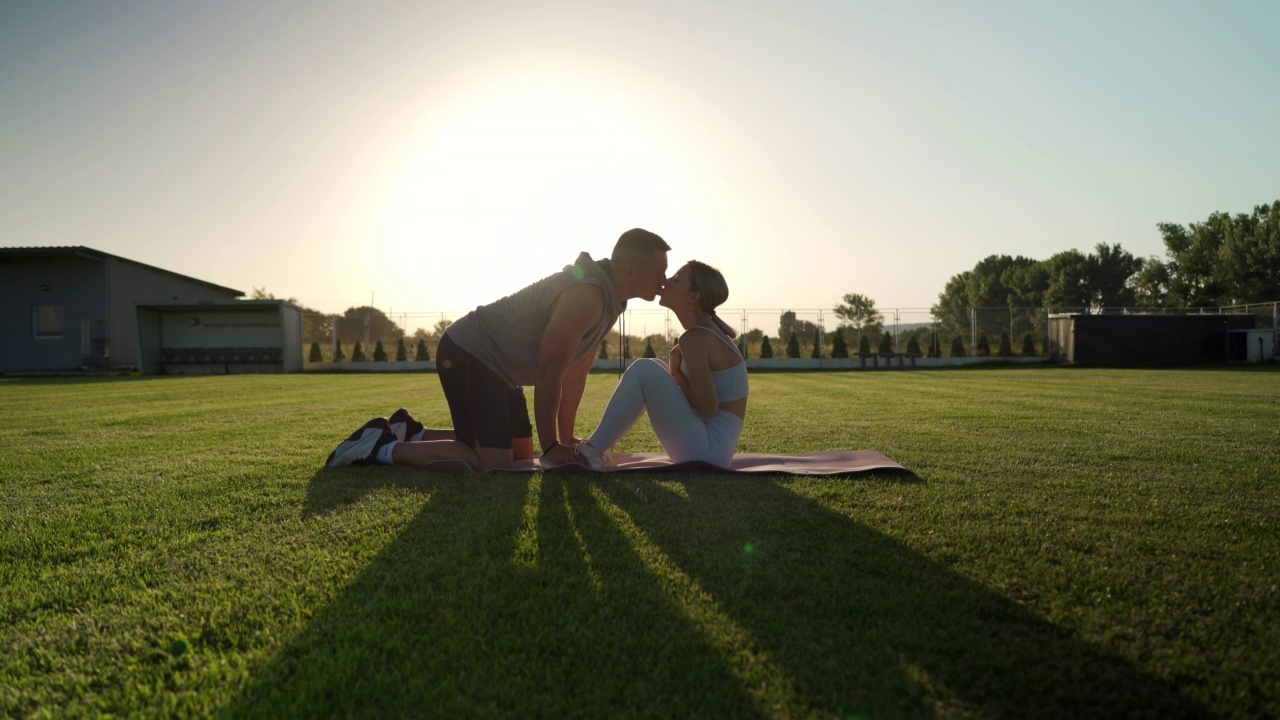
[{"xmin": 0, "ymin": 246, "xmax": 244, "ymax": 297}]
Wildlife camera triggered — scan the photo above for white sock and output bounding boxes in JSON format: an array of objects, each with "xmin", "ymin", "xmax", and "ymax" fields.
[
  {"xmin": 376, "ymin": 440, "xmax": 400, "ymax": 465},
  {"xmin": 408, "ymin": 429, "xmax": 425, "ymax": 442}
]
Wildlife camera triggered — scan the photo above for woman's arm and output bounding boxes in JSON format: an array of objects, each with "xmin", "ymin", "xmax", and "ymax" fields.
[{"xmin": 676, "ymin": 332, "xmax": 720, "ymax": 417}]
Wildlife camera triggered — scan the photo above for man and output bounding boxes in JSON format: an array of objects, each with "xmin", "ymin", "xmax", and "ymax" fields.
[{"xmin": 326, "ymin": 228, "xmax": 670, "ymax": 471}]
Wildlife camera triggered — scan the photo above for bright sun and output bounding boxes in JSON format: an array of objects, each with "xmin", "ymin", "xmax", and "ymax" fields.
[{"xmin": 380, "ymin": 85, "xmax": 707, "ymax": 311}]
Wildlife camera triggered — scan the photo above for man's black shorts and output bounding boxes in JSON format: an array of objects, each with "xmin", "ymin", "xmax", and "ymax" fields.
[{"xmin": 436, "ymin": 333, "xmax": 532, "ymax": 450}]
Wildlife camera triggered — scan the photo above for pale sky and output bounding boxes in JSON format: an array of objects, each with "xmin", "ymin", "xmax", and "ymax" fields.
[{"xmin": 3, "ymin": 0, "xmax": 1278, "ymax": 330}]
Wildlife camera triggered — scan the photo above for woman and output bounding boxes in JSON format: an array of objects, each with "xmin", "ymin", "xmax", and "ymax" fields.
[{"xmin": 572, "ymin": 260, "xmax": 748, "ymax": 469}]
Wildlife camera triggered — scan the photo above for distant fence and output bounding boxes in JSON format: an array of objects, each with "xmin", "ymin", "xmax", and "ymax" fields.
[{"xmin": 299, "ymin": 302, "xmax": 1279, "ymax": 364}]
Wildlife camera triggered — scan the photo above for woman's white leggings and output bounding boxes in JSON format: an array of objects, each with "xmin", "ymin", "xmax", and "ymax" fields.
[{"xmin": 587, "ymin": 358, "xmax": 743, "ymax": 467}]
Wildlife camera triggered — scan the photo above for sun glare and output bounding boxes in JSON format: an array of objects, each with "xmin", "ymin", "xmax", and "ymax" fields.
[{"xmin": 380, "ymin": 86, "xmax": 707, "ymax": 310}]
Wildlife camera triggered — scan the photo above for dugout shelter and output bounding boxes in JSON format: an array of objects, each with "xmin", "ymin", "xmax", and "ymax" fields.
[{"xmin": 136, "ymin": 300, "xmax": 303, "ymax": 375}]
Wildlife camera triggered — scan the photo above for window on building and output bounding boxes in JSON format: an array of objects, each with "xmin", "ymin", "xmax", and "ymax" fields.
[{"xmin": 34, "ymin": 304, "xmax": 64, "ymax": 338}]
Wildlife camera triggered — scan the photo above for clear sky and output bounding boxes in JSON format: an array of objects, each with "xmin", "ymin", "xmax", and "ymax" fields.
[{"xmin": 3, "ymin": 0, "xmax": 1278, "ymax": 328}]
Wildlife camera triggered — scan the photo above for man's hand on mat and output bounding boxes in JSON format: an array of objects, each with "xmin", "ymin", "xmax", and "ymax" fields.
[{"xmin": 541, "ymin": 443, "xmax": 578, "ymax": 468}]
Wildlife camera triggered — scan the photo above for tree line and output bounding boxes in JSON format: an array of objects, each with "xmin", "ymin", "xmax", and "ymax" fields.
[
  {"xmin": 929, "ymin": 200, "xmax": 1279, "ymax": 343},
  {"xmin": 272, "ymin": 198, "xmax": 1278, "ymax": 362}
]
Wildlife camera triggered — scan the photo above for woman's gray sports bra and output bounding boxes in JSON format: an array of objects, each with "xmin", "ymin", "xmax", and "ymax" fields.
[{"xmin": 689, "ymin": 326, "xmax": 750, "ymax": 403}]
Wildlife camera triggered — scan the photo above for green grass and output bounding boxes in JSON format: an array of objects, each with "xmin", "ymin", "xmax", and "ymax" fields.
[{"xmin": 1, "ymin": 368, "xmax": 1277, "ymax": 718}]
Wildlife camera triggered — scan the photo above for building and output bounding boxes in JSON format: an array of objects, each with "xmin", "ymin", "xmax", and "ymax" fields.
[
  {"xmin": 1047, "ymin": 313, "xmax": 1259, "ymax": 366},
  {"xmin": 1, "ymin": 246, "xmax": 300, "ymax": 374}
]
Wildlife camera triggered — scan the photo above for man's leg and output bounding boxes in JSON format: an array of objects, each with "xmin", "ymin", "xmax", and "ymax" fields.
[
  {"xmin": 388, "ymin": 334, "xmax": 516, "ymax": 471},
  {"xmin": 508, "ymin": 387, "xmax": 535, "ymax": 461},
  {"xmin": 390, "ymin": 439, "xmax": 512, "ymax": 471}
]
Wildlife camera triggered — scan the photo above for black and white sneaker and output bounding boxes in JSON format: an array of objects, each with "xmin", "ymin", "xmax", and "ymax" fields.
[
  {"xmin": 326, "ymin": 417, "xmax": 395, "ymax": 467},
  {"xmin": 388, "ymin": 407, "xmax": 424, "ymax": 442}
]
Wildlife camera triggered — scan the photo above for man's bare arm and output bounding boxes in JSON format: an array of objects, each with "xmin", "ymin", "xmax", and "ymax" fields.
[
  {"xmin": 534, "ymin": 284, "xmax": 604, "ymax": 455},
  {"xmin": 558, "ymin": 347, "xmax": 596, "ymax": 443}
]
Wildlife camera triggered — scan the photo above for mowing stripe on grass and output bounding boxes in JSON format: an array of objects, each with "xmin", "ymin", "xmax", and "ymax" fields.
[
  {"xmin": 589, "ymin": 482, "xmax": 808, "ymax": 717},
  {"xmin": 511, "ymin": 475, "xmax": 540, "ymax": 568}
]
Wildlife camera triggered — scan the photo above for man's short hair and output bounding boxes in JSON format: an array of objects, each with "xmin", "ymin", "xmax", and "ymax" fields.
[{"xmin": 611, "ymin": 228, "xmax": 671, "ymax": 267}]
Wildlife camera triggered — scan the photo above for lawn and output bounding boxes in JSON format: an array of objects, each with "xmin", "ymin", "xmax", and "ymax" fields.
[{"xmin": 1, "ymin": 368, "xmax": 1277, "ymax": 718}]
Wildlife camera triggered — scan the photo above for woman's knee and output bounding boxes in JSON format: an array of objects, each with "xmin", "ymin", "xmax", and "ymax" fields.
[{"xmin": 626, "ymin": 358, "xmax": 667, "ymax": 379}]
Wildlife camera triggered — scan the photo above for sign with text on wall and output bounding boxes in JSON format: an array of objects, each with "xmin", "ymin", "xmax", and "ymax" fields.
[{"xmin": 161, "ymin": 311, "xmax": 281, "ymax": 348}]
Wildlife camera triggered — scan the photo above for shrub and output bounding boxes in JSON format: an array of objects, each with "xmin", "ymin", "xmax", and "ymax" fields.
[
  {"xmin": 738, "ymin": 337, "xmax": 748, "ymax": 357},
  {"xmin": 760, "ymin": 336, "xmax": 774, "ymax": 358},
  {"xmin": 831, "ymin": 332, "xmax": 849, "ymax": 358},
  {"xmin": 998, "ymin": 331, "xmax": 1013, "ymax": 357},
  {"xmin": 373, "ymin": 340, "xmax": 388, "ymax": 362},
  {"xmin": 810, "ymin": 328, "xmax": 822, "ymax": 358},
  {"xmin": 396, "ymin": 337, "xmax": 408, "ymax": 361},
  {"xmin": 598, "ymin": 339, "xmax": 609, "ymax": 359},
  {"xmin": 1021, "ymin": 333, "xmax": 1037, "ymax": 356},
  {"xmin": 416, "ymin": 338, "xmax": 429, "ymax": 361},
  {"xmin": 786, "ymin": 333, "xmax": 800, "ymax": 358},
  {"xmin": 907, "ymin": 336, "xmax": 922, "ymax": 355},
  {"xmin": 352, "ymin": 341, "xmax": 366, "ymax": 362},
  {"xmin": 642, "ymin": 339, "xmax": 656, "ymax": 358},
  {"xmin": 976, "ymin": 334, "xmax": 991, "ymax": 357},
  {"xmin": 878, "ymin": 332, "xmax": 894, "ymax": 355},
  {"xmin": 858, "ymin": 335, "xmax": 872, "ymax": 357},
  {"xmin": 950, "ymin": 337, "xmax": 966, "ymax": 357},
  {"xmin": 308, "ymin": 342, "xmax": 322, "ymax": 362},
  {"xmin": 333, "ymin": 341, "xmax": 345, "ymax": 362}
]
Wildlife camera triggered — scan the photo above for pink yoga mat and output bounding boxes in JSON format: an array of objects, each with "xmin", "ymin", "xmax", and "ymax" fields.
[{"xmin": 419, "ymin": 450, "xmax": 907, "ymax": 476}]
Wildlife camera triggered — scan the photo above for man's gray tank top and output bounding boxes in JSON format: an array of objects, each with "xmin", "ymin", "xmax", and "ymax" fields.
[{"xmin": 444, "ymin": 252, "xmax": 624, "ymax": 388}]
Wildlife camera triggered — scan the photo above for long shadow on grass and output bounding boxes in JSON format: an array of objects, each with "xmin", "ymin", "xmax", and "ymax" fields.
[
  {"xmin": 227, "ymin": 470, "xmax": 765, "ymax": 718},
  {"xmin": 232, "ymin": 469, "xmax": 1206, "ymax": 718},
  {"xmin": 591, "ymin": 474, "xmax": 1208, "ymax": 718}
]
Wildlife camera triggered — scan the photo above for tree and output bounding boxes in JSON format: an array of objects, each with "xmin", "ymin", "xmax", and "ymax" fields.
[
  {"xmin": 352, "ymin": 341, "xmax": 366, "ymax": 362},
  {"xmin": 373, "ymin": 340, "xmax": 388, "ymax": 361},
  {"xmin": 308, "ymin": 342, "xmax": 322, "ymax": 362},
  {"xmin": 932, "ymin": 271, "xmax": 972, "ymax": 342},
  {"xmin": 335, "ymin": 307, "xmax": 404, "ymax": 348},
  {"xmin": 642, "ymin": 339, "xmax": 656, "ymax": 358},
  {"xmin": 858, "ymin": 336, "xmax": 872, "ymax": 357},
  {"xmin": 785, "ymin": 332, "xmax": 800, "ymax": 358},
  {"xmin": 998, "ymin": 331, "xmax": 1013, "ymax": 357},
  {"xmin": 598, "ymin": 338, "xmax": 609, "ymax": 359},
  {"xmin": 1142, "ymin": 201, "xmax": 1280, "ymax": 306},
  {"xmin": 778, "ymin": 311, "xmax": 818, "ymax": 353},
  {"xmin": 1217, "ymin": 201, "xmax": 1280, "ymax": 304},
  {"xmin": 431, "ymin": 319, "xmax": 453, "ymax": 339},
  {"xmin": 833, "ymin": 293, "xmax": 884, "ymax": 345},
  {"xmin": 1021, "ymin": 333, "xmax": 1037, "ymax": 356},
  {"xmin": 928, "ymin": 332, "xmax": 942, "ymax": 358},
  {"xmin": 251, "ymin": 287, "xmax": 333, "ymax": 344},
  {"xmin": 416, "ymin": 338, "xmax": 429, "ymax": 361},
  {"xmin": 759, "ymin": 336, "xmax": 773, "ymax": 359},
  {"xmin": 1134, "ymin": 257, "xmax": 1172, "ymax": 307},
  {"xmin": 1087, "ymin": 243, "xmax": 1142, "ymax": 308},
  {"xmin": 906, "ymin": 336, "xmax": 922, "ymax": 356},
  {"xmin": 976, "ymin": 334, "xmax": 991, "ymax": 357},
  {"xmin": 950, "ymin": 337, "xmax": 966, "ymax": 357},
  {"xmin": 333, "ymin": 340, "xmax": 345, "ymax": 362},
  {"xmin": 831, "ymin": 331, "xmax": 849, "ymax": 358},
  {"xmin": 810, "ymin": 328, "xmax": 822, "ymax": 358},
  {"xmin": 395, "ymin": 337, "xmax": 408, "ymax": 362},
  {"xmin": 1042, "ymin": 250, "xmax": 1091, "ymax": 310},
  {"xmin": 878, "ymin": 332, "xmax": 894, "ymax": 355}
]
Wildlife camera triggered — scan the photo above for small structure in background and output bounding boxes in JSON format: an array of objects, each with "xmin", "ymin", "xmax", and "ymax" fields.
[
  {"xmin": 136, "ymin": 300, "xmax": 302, "ymax": 375},
  {"xmin": 1048, "ymin": 313, "xmax": 1267, "ymax": 366}
]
